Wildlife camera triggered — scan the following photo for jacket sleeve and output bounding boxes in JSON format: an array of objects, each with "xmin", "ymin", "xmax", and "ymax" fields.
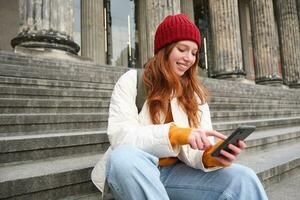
[{"xmin": 107, "ymin": 70, "xmax": 179, "ymax": 158}]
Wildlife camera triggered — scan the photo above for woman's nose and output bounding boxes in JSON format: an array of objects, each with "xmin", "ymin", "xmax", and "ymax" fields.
[{"xmin": 183, "ymin": 52, "xmax": 194, "ymax": 62}]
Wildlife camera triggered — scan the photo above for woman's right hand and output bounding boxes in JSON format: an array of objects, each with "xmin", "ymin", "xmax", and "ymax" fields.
[{"xmin": 188, "ymin": 129, "xmax": 227, "ymax": 150}]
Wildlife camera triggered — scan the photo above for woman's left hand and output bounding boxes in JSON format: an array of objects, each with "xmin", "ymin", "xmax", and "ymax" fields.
[{"xmin": 214, "ymin": 140, "xmax": 247, "ymax": 166}]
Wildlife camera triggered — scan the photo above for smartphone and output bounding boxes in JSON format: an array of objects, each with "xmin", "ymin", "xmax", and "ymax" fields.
[{"xmin": 211, "ymin": 125, "xmax": 256, "ymax": 157}]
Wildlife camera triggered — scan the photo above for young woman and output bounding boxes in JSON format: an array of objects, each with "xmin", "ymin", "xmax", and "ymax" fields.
[{"xmin": 92, "ymin": 14, "xmax": 268, "ymax": 200}]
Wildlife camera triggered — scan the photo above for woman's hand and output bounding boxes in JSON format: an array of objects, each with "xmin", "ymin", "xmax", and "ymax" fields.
[
  {"xmin": 189, "ymin": 129, "xmax": 247, "ymax": 166},
  {"xmin": 214, "ymin": 140, "xmax": 247, "ymax": 166},
  {"xmin": 188, "ymin": 129, "xmax": 227, "ymax": 150}
]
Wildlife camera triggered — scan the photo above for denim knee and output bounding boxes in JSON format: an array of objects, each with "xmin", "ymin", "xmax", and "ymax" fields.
[
  {"xmin": 107, "ymin": 145, "xmax": 139, "ymax": 174},
  {"xmin": 225, "ymin": 164, "xmax": 259, "ymax": 185},
  {"xmin": 232, "ymin": 164, "xmax": 257, "ymax": 178},
  {"xmin": 221, "ymin": 164, "xmax": 267, "ymax": 199},
  {"xmin": 106, "ymin": 145, "xmax": 158, "ymax": 178}
]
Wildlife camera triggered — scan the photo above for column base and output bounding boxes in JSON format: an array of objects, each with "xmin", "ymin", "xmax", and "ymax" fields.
[
  {"xmin": 210, "ymin": 70, "xmax": 246, "ymax": 79},
  {"xmin": 255, "ymin": 76, "xmax": 283, "ymax": 86},
  {"xmin": 14, "ymin": 46, "xmax": 91, "ymax": 63},
  {"xmin": 11, "ymin": 30, "xmax": 80, "ymax": 55},
  {"xmin": 288, "ymin": 82, "xmax": 300, "ymax": 88}
]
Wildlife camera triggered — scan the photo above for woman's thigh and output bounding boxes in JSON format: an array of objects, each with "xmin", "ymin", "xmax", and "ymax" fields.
[{"xmin": 159, "ymin": 162, "xmax": 266, "ymax": 200}]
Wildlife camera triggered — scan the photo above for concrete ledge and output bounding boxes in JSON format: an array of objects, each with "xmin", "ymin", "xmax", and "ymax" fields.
[
  {"xmin": 0, "ymin": 112, "xmax": 109, "ymax": 135},
  {"xmin": 245, "ymin": 126, "xmax": 300, "ymax": 149},
  {"xmin": 210, "ymin": 96, "xmax": 300, "ymax": 105},
  {"xmin": 0, "ymin": 130, "xmax": 108, "ymax": 153},
  {"xmin": 0, "ymin": 76, "xmax": 115, "ymax": 90},
  {"xmin": 0, "ymin": 64, "xmax": 121, "ymax": 85},
  {"xmin": 211, "ymin": 110, "xmax": 300, "ymax": 122},
  {"xmin": 0, "ymin": 50, "xmax": 126, "ymax": 73},
  {"xmin": 0, "ymin": 86, "xmax": 112, "ymax": 99},
  {"xmin": 0, "ymin": 153, "xmax": 102, "ymax": 199},
  {"xmin": 237, "ymin": 138, "xmax": 300, "ymax": 188},
  {"xmin": 213, "ymin": 116, "xmax": 300, "ymax": 132}
]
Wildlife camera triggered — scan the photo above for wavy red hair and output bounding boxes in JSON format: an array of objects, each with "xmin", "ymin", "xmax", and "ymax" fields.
[{"xmin": 143, "ymin": 42, "xmax": 210, "ymax": 128}]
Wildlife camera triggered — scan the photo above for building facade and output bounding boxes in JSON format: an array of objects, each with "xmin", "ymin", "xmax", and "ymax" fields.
[{"xmin": 1, "ymin": 0, "xmax": 300, "ymax": 88}]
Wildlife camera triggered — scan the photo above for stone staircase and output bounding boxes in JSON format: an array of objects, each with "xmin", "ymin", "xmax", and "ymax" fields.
[{"xmin": 0, "ymin": 50, "xmax": 299, "ymax": 199}]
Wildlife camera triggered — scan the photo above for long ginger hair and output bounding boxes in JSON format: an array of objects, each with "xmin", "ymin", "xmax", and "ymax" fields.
[{"xmin": 143, "ymin": 42, "xmax": 210, "ymax": 128}]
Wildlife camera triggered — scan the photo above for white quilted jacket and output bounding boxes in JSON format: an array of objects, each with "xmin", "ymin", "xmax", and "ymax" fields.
[{"xmin": 91, "ymin": 70, "xmax": 220, "ymax": 198}]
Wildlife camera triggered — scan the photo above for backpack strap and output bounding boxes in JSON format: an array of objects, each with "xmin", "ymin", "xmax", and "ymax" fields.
[{"xmin": 136, "ymin": 69, "xmax": 145, "ymax": 113}]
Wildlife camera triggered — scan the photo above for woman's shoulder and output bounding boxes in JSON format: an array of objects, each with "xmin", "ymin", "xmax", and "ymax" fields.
[
  {"xmin": 118, "ymin": 69, "xmax": 137, "ymax": 82},
  {"xmin": 113, "ymin": 69, "xmax": 139, "ymax": 95}
]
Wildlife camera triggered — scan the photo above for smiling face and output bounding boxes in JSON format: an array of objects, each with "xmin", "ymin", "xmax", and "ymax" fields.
[{"xmin": 168, "ymin": 40, "xmax": 198, "ymax": 76}]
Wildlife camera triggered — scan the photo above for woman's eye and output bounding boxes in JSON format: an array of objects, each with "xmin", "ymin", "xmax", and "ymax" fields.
[{"xmin": 178, "ymin": 48, "xmax": 185, "ymax": 52}]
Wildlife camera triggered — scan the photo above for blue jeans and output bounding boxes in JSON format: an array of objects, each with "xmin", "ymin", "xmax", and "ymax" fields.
[{"xmin": 106, "ymin": 145, "xmax": 268, "ymax": 200}]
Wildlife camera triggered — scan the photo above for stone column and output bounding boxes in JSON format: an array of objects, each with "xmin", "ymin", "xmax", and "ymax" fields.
[
  {"xmin": 239, "ymin": 0, "xmax": 256, "ymax": 82},
  {"xmin": 209, "ymin": 0, "xmax": 245, "ymax": 79},
  {"xmin": 249, "ymin": 0, "xmax": 283, "ymax": 85},
  {"xmin": 81, "ymin": 0, "xmax": 105, "ymax": 64},
  {"xmin": 180, "ymin": 0, "xmax": 194, "ymax": 22},
  {"xmin": 297, "ymin": 0, "xmax": 300, "ymax": 27},
  {"xmin": 275, "ymin": 0, "xmax": 300, "ymax": 88},
  {"xmin": 138, "ymin": 0, "xmax": 180, "ymax": 66},
  {"xmin": 11, "ymin": 0, "xmax": 79, "ymax": 55}
]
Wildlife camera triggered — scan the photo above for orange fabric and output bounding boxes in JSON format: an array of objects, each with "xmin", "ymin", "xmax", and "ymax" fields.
[
  {"xmin": 169, "ymin": 124, "xmax": 192, "ymax": 146},
  {"xmin": 159, "ymin": 157, "xmax": 179, "ymax": 166},
  {"xmin": 202, "ymin": 140, "xmax": 229, "ymax": 168}
]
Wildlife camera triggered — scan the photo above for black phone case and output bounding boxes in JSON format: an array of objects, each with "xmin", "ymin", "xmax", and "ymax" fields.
[{"xmin": 211, "ymin": 125, "xmax": 256, "ymax": 157}]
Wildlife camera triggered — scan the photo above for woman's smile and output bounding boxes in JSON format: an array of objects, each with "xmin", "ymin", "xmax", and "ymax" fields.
[{"xmin": 168, "ymin": 40, "xmax": 198, "ymax": 76}]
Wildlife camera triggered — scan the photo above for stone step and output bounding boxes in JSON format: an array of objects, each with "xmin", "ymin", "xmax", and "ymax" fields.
[
  {"xmin": 61, "ymin": 192, "xmax": 103, "ymax": 200},
  {"xmin": 208, "ymin": 94, "xmax": 300, "ymax": 104},
  {"xmin": 0, "ymin": 75, "xmax": 115, "ymax": 90},
  {"xmin": 0, "ymin": 98, "xmax": 110, "ymax": 113},
  {"xmin": 210, "ymin": 102, "xmax": 300, "ymax": 110},
  {"xmin": 0, "ymin": 109, "xmax": 298, "ymax": 134},
  {"xmin": 244, "ymin": 125, "xmax": 300, "ymax": 150},
  {"xmin": 213, "ymin": 116, "xmax": 300, "ymax": 133},
  {"xmin": 210, "ymin": 96, "xmax": 300, "ymax": 105},
  {"xmin": 203, "ymin": 79, "xmax": 300, "ymax": 98},
  {"xmin": 211, "ymin": 109, "xmax": 300, "ymax": 122},
  {"xmin": 2, "ymin": 51, "xmax": 300, "ymax": 95},
  {"xmin": 0, "ymin": 153, "xmax": 102, "ymax": 199},
  {"xmin": 0, "ymin": 85, "xmax": 112, "ymax": 100},
  {"xmin": 1, "ymin": 97, "xmax": 300, "ymax": 114},
  {"xmin": 1, "ymin": 66, "xmax": 300, "ymax": 103},
  {"xmin": 208, "ymin": 89, "xmax": 300, "ymax": 101},
  {"xmin": 1, "ymin": 111, "xmax": 299, "ymax": 136},
  {"xmin": 1, "ymin": 128, "xmax": 298, "ymax": 199},
  {"xmin": 202, "ymin": 77, "xmax": 297, "ymax": 93},
  {"xmin": 265, "ymin": 166, "xmax": 300, "ymax": 200},
  {"xmin": 1, "ymin": 51, "xmax": 294, "ymax": 97},
  {"xmin": 1, "ymin": 61, "xmax": 300, "ymax": 102},
  {"xmin": 0, "ymin": 129, "xmax": 109, "ymax": 165},
  {"xmin": 237, "ymin": 137, "xmax": 300, "ymax": 189},
  {"xmin": 0, "ymin": 113, "xmax": 108, "ymax": 135},
  {"xmin": 2, "ymin": 75, "xmax": 298, "ymax": 102},
  {"xmin": 0, "ymin": 64, "xmax": 121, "ymax": 85},
  {"xmin": 0, "ymin": 50, "xmax": 126, "ymax": 74},
  {"xmin": 1, "ymin": 124, "xmax": 299, "ymax": 167}
]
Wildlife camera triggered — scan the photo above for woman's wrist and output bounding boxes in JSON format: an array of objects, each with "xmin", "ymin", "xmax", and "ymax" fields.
[{"xmin": 169, "ymin": 124, "xmax": 192, "ymax": 146}]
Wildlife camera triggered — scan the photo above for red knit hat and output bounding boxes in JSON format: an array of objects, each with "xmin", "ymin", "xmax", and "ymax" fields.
[{"xmin": 154, "ymin": 14, "xmax": 201, "ymax": 54}]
